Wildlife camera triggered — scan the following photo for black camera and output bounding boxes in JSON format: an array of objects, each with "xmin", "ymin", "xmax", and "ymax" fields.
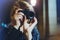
[
  {"xmin": 18, "ymin": 9, "xmax": 35, "ymax": 23},
  {"xmin": 23, "ymin": 9, "xmax": 35, "ymax": 23},
  {"xmin": 23, "ymin": 9, "xmax": 34, "ymax": 19}
]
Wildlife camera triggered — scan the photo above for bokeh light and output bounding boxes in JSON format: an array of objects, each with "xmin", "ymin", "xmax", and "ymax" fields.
[{"xmin": 30, "ymin": 0, "xmax": 36, "ymax": 6}]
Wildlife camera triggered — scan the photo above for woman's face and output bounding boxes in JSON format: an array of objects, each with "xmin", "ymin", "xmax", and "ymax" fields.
[{"xmin": 13, "ymin": 8, "xmax": 24, "ymax": 21}]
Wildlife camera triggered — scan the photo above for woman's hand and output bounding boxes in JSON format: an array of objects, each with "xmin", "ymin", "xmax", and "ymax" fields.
[
  {"xmin": 23, "ymin": 16, "xmax": 37, "ymax": 40},
  {"xmin": 23, "ymin": 16, "xmax": 37, "ymax": 32}
]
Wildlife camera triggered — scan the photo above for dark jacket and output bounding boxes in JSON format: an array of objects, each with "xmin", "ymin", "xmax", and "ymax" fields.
[
  {"xmin": 0, "ymin": 24, "xmax": 40, "ymax": 40},
  {"xmin": 0, "ymin": 25, "xmax": 27, "ymax": 40}
]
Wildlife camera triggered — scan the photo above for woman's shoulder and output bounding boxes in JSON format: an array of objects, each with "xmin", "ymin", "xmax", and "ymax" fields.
[{"xmin": 0, "ymin": 25, "xmax": 26, "ymax": 40}]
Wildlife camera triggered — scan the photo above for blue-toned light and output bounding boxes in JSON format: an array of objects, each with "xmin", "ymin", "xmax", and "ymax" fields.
[{"xmin": 1, "ymin": 23, "xmax": 7, "ymax": 27}]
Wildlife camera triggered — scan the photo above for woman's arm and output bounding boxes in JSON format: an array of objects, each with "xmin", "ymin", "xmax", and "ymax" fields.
[{"xmin": 23, "ymin": 16, "xmax": 37, "ymax": 40}]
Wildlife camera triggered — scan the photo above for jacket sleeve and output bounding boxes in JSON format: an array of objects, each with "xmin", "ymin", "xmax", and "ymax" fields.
[{"xmin": 32, "ymin": 26, "xmax": 40, "ymax": 40}]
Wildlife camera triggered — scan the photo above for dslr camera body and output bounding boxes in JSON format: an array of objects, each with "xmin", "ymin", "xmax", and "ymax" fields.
[{"xmin": 18, "ymin": 9, "xmax": 35, "ymax": 23}]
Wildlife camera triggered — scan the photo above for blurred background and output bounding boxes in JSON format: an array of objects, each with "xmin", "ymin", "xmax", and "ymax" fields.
[{"xmin": 0, "ymin": 0, "xmax": 60, "ymax": 40}]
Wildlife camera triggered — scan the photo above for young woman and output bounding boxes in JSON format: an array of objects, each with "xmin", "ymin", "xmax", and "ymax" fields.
[{"xmin": 1, "ymin": 1, "xmax": 40, "ymax": 40}]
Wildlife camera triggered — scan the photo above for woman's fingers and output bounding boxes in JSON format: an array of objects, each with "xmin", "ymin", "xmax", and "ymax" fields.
[
  {"xmin": 23, "ymin": 16, "xmax": 30, "ymax": 29},
  {"xmin": 23, "ymin": 16, "xmax": 38, "ymax": 32},
  {"xmin": 27, "ymin": 17, "xmax": 37, "ymax": 32}
]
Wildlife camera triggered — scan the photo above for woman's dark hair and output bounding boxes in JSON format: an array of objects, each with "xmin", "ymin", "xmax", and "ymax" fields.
[{"xmin": 10, "ymin": 1, "xmax": 35, "ymax": 19}]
